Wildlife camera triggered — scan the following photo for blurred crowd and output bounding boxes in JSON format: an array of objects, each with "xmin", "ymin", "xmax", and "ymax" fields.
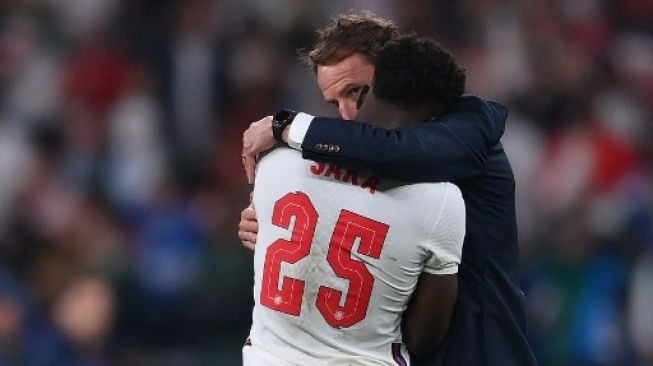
[{"xmin": 0, "ymin": 0, "xmax": 651, "ymax": 365}]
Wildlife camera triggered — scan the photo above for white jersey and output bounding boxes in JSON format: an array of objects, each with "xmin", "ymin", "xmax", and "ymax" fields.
[{"xmin": 247, "ymin": 148, "xmax": 465, "ymax": 366}]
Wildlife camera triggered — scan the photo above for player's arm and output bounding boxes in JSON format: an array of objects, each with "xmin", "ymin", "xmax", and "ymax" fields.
[
  {"xmin": 404, "ymin": 182, "xmax": 466, "ymax": 358},
  {"xmin": 403, "ymin": 273, "xmax": 457, "ymax": 358},
  {"xmin": 295, "ymin": 95, "xmax": 507, "ymax": 182}
]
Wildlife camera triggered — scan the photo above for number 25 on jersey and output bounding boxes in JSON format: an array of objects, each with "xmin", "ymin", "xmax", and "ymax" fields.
[{"xmin": 260, "ymin": 192, "xmax": 389, "ymax": 328}]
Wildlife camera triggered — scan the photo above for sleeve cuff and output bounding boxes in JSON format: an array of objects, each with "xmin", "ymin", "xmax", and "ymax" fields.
[
  {"xmin": 287, "ymin": 112, "xmax": 314, "ymax": 150},
  {"xmin": 423, "ymin": 262, "xmax": 459, "ymax": 275}
]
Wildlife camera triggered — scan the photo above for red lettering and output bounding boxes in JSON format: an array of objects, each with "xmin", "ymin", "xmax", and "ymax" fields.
[
  {"xmin": 324, "ymin": 164, "xmax": 342, "ymax": 180},
  {"xmin": 310, "ymin": 163, "xmax": 379, "ymax": 195},
  {"xmin": 342, "ymin": 169, "xmax": 359, "ymax": 185},
  {"xmin": 361, "ymin": 176, "xmax": 380, "ymax": 194},
  {"xmin": 310, "ymin": 162, "xmax": 325, "ymax": 175},
  {"xmin": 260, "ymin": 192, "xmax": 318, "ymax": 316},
  {"xmin": 316, "ymin": 210, "xmax": 389, "ymax": 327},
  {"xmin": 261, "ymin": 194, "xmax": 389, "ymax": 328}
]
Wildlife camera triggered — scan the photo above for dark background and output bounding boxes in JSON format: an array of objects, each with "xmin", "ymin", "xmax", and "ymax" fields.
[{"xmin": 0, "ymin": 0, "xmax": 651, "ymax": 365}]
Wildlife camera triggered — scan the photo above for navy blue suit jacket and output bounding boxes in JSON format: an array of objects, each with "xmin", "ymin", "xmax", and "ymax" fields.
[{"xmin": 300, "ymin": 95, "xmax": 537, "ymax": 366}]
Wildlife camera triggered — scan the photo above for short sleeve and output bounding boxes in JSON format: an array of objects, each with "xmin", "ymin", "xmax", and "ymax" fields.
[{"xmin": 422, "ymin": 183, "xmax": 466, "ymax": 275}]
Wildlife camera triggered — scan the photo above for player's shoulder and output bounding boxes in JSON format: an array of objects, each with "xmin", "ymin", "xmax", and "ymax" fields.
[
  {"xmin": 258, "ymin": 146, "xmax": 302, "ymax": 163},
  {"xmin": 389, "ymin": 180, "xmax": 461, "ymax": 201},
  {"xmin": 428, "ymin": 182, "xmax": 464, "ymax": 217},
  {"xmin": 439, "ymin": 182, "xmax": 464, "ymax": 214},
  {"xmin": 257, "ymin": 147, "xmax": 305, "ymax": 172},
  {"xmin": 383, "ymin": 181, "xmax": 462, "ymax": 219},
  {"xmin": 254, "ymin": 147, "xmax": 307, "ymax": 186},
  {"xmin": 440, "ymin": 182, "xmax": 463, "ymax": 203}
]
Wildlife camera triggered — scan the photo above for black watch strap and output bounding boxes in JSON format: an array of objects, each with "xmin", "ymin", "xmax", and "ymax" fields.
[{"xmin": 272, "ymin": 110, "xmax": 298, "ymax": 143}]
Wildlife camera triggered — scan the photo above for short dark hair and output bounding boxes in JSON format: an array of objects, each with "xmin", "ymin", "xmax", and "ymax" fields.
[
  {"xmin": 373, "ymin": 34, "xmax": 466, "ymax": 110},
  {"xmin": 302, "ymin": 11, "xmax": 399, "ymax": 72}
]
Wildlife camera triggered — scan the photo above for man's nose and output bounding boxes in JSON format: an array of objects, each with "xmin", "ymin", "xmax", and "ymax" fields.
[{"xmin": 339, "ymin": 100, "xmax": 358, "ymax": 120}]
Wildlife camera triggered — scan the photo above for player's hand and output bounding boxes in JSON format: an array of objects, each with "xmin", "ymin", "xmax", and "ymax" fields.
[
  {"xmin": 238, "ymin": 203, "xmax": 258, "ymax": 251},
  {"xmin": 242, "ymin": 115, "xmax": 276, "ymax": 184}
]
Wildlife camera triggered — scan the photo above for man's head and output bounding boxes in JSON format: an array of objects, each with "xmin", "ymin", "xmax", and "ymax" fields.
[
  {"xmin": 356, "ymin": 34, "xmax": 466, "ymax": 128},
  {"xmin": 303, "ymin": 12, "xmax": 399, "ymax": 120}
]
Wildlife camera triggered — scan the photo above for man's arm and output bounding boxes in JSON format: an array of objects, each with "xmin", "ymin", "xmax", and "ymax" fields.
[
  {"xmin": 238, "ymin": 97, "xmax": 489, "ymax": 249},
  {"xmin": 403, "ymin": 273, "xmax": 457, "ymax": 358},
  {"xmin": 241, "ymin": 96, "xmax": 505, "ymax": 184},
  {"xmin": 298, "ymin": 96, "xmax": 507, "ymax": 182}
]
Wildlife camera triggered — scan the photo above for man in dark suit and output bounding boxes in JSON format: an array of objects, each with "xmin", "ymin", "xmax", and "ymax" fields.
[{"xmin": 240, "ymin": 11, "xmax": 537, "ymax": 366}]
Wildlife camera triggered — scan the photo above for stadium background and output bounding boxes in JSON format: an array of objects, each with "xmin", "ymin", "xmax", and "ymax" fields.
[{"xmin": 0, "ymin": 0, "xmax": 651, "ymax": 365}]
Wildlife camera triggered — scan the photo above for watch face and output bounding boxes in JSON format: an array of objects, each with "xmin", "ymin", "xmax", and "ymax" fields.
[
  {"xmin": 273, "ymin": 110, "xmax": 295, "ymax": 142},
  {"xmin": 275, "ymin": 110, "xmax": 290, "ymax": 123}
]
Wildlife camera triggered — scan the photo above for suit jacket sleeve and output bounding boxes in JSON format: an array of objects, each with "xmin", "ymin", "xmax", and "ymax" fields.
[{"xmin": 300, "ymin": 95, "xmax": 508, "ymax": 182}]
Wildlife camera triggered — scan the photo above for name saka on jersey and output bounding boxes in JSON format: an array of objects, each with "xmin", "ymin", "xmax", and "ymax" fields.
[{"xmin": 246, "ymin": 148, "xmax": 465, "ymax": 366}]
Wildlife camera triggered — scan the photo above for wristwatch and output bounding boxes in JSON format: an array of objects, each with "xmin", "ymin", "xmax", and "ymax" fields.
[{"xmin": 272, "ymin": 109, "xmax": 298, "ymax": 143}]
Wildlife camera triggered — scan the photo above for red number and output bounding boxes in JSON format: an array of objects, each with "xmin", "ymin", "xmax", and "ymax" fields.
[
  {"xmin": 316, "ymin": 210, "xmax": 389, "ymax": 328},
  {"xmin": 260, "ymin": 193, "xmax": 389, "ymax": 328},
  {"xmin": 260, "ymin": 192, "xmax": 318, "ymax": 316}
]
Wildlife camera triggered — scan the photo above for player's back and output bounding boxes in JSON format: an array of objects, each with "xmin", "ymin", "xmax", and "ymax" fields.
[{"xmin": 247, "ymin": 148, "xmax": 465, "ymax": 366}]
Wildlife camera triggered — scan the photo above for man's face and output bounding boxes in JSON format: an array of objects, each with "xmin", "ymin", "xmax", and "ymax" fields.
[{"xmin": 316, "ymin": 53, "xmax": 375, "ymax": 120}]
